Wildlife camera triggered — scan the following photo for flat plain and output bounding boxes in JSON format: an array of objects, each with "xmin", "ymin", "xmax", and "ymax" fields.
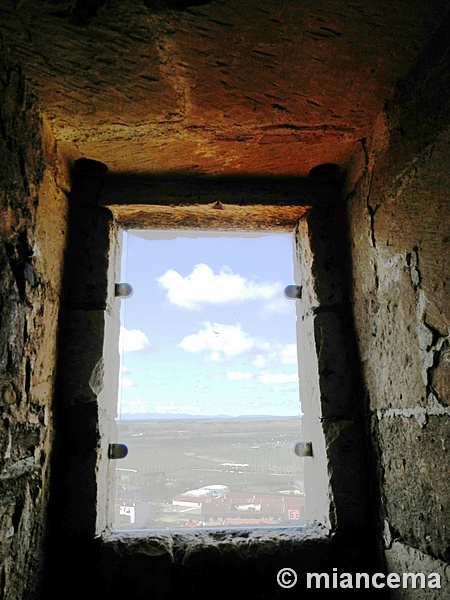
[{"xmin": 115, "ymin": 416, "xmax": 305, "ymax": 529}]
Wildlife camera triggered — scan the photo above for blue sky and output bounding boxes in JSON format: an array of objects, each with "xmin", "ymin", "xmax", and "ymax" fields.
[{"xmin": 117, "ymin": 230, "xmax": 301, "ymax": 418}]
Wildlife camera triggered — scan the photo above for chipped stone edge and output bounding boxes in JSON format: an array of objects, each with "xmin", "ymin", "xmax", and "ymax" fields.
[{"xmin": 99, "ymin": 522, "xmax": 331, "ymax": 561}]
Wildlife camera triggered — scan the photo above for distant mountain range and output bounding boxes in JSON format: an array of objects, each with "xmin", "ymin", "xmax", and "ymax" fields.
[{"xmin": 119, "ymin": 412, "xmax": 302, "ymax": 421}]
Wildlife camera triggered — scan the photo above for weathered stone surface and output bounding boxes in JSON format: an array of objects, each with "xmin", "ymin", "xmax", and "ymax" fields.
[
  {"xmin": 385, "ymin": 541, "xmax": 450, "ymax": 600},
  {"xmin": 321, "ymin": 418, "xmax": 368, "ymax": 533},
  {"xmin": 313, "ymin": 309, "xmax": 362, "ymax": 419},
  {"xmin": 0, "ymin": 36, "xmax": 68, "ymax": 600},
  {"xmin": 60, "ymin": 309, "xmax": 107, "ymax": 403},
  {"xmin": 1, "ymin": 0, "xmax": 447, "ymax": 176},
  {"xmin": 347, "ymin": 128, "xmax": 450, "ymax": 410},
  {"xmin": 97, "ymin": 527, "xmax": 376, "ymax": 600},
  {"xmin": 346, "ymin": 17, "xmax": 450, "ymax": 589},
  {"xmin": 376, "ymin": 415, "xmax": 450, "ymax": 562},
  {"xmin": 430, "ymin": 343, "xmax": 450, "ymax": 407}
]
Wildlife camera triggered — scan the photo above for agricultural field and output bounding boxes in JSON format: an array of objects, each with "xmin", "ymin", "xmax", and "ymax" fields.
[{"xmin": 114, "ymin": 416, "xmax": 305, "ymax": 530}]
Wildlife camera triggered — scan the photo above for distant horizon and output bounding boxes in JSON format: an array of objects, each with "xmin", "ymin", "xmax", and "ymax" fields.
[{"xmin": 118, "ymin": 412, "xmax": 304, "ymax": 422}]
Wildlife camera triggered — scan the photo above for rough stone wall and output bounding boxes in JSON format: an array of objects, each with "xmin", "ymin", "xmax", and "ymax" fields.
[
  {"xmin": 0, "ymin": 36, "xmax": 69, "ymax": 599},
  {"xmin": 345, "ymin": 16, "xmax": 450, "ymax": 596}
]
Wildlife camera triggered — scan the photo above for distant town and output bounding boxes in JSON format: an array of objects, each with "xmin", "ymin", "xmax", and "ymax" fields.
[{"xmin": 114, "ymin": 415, "xmax": 306, "ymax": 529}]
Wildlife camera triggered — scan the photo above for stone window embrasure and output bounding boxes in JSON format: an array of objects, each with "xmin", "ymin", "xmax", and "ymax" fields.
[{"xmin": 57, "ymin": 159, "xmax": 368, "ymax": 550}]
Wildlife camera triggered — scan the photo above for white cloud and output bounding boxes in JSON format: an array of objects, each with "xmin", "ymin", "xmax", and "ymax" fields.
[
  {"xmin": 251, "ymin": 343, "xmax": 298, "ymax": 368},
  {"xmin": 119, "ymin": 326, "xmax": 150, "ymax": 353},
  {"xmin": 157, "ymin": 263, "xmax": 282, "ymax": 310},
  {"xmin": 280, "ymin": 343, "xmax": 298, "ymax": 365},
  {"xmin": 227, "ymin": 371, "xmax": 254, "ymax": 381},
  {"xmin": 252, "ymin": 354, "xmax": 270, "ymax": 368},
  {"xmin": 258, "ymin": 372, "xmax": 299, "ymax": 385},
  {"xmin": 179, "ymin": 321, "xmax": 258, "ymax": 361}
]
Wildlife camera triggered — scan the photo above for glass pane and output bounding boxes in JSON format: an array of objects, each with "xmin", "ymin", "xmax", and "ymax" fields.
[{"xmin": 114, "ymin": 230, "xmax": 305, "ymax": 530}]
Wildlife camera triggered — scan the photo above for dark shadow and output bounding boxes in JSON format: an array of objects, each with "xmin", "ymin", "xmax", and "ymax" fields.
[
  {"xmin": 143, "ymin": 0, "xmax": 214, "ymax": 10},
  {"xmin": 99, "ymin": 170, "xmax": 340, "ymax": 208}
]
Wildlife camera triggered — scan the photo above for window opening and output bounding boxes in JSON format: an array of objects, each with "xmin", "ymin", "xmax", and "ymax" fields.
[{"xmin": 113, "ymin": 230, "xmax": 306, "ymax": 530}]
